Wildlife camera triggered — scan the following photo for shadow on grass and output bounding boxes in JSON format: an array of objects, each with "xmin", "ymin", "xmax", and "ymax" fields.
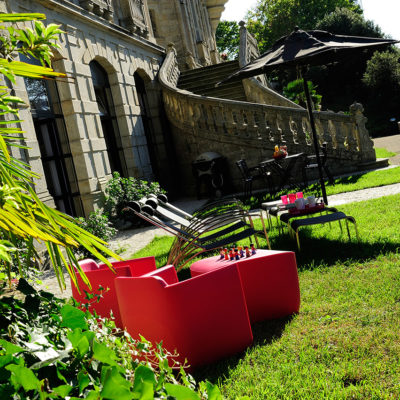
[
  {"xmin": 269, "ymin": 229, "xmax": 400, "ymax": 271},
  {"xmin": 192, "ymin": 316, "xmax": 294, "ymax": 383}
]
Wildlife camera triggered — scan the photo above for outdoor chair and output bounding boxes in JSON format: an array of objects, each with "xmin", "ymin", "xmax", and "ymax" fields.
[
  {"xmin": 236, "ymin": 159, "xmax": 273, "ymax": 198},
  {"xmin": 71, "ymin": 257, "xmax": 156, "ymax": 328},
  {"xmin": 114, "ymin": 263, "xmax": 253, "ymax": 369},
  {"xmin": 302, "ymin": 143, "xmax": 335, "ymax": 188},
  {"xmin": 123, "ymin": 196, "xmax": 270, "ymax": 269}
]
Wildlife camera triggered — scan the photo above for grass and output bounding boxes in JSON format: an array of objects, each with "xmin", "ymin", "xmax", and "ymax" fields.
[
  {"xmin": 131, "ymin": 194, "xmax": 400, "ymax": 399},
  {"xmin": 375, "ymin": 147, "xmax": 396, "ymax": 158},
  {"xmin": 244, "ymin": 165, "xmax": 400, "ymax": 208}
]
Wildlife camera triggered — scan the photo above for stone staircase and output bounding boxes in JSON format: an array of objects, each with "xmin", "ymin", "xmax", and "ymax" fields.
[{"xmin": 177, "ymin": 60, "xmax": 247, "ymax": 101}]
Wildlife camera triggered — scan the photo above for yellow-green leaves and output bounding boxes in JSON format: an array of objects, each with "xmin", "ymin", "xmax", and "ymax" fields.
[
  {"xmin": 0, "ymin": 13, "xmax": 46, "ymax": 23},
  {"xmin": 0, "ymin": 13, "xmax": 121, "ymax": 286}
]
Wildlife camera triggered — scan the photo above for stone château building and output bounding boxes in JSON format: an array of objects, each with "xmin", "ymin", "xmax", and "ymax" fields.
[{"xmin": 4, "ymin": 0, "xmax": 378, "ymax": 217}]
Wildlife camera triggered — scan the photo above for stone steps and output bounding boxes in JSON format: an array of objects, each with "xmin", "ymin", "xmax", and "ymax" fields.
[{"xmin": 177, "ymin": 60, "xmax": 246, "ymax": 101}]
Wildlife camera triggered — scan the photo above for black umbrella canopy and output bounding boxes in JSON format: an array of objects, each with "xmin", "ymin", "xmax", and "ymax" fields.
[
  {"xmin": 222, "ymin": 27, "xmax": 399, "ymax": 83},
  {"xmin": 221, "ymin": 28, "xmax": 398, "ymax": 205}
]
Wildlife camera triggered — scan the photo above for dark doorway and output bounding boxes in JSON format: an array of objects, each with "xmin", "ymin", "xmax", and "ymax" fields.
[{"xmin": 90, "ymin": 61, "xmax": 127, "ymax": 176}]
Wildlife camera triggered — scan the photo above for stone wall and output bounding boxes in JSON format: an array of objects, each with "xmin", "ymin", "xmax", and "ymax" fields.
[
  {"xmin": 6, "ymin": 0, "xmax": 175, "ymax": 216},
  {"xmin": 147, "ymin": 0, "xmax": 228, "ymax": 70}
]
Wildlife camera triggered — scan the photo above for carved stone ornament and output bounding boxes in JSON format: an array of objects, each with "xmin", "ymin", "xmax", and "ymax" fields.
[
  {"xmin": 79, "ymin": 0, "xmax": 113, "ymax": 21},
  {"xmin": 79, "ymin": 0, "xmax": 94, "ymax": 12}
]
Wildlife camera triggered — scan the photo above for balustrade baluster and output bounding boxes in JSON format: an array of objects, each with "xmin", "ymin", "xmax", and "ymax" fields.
[{"xmin": 344, "ymin": 121, "xmax": 359, "ymax": 153}]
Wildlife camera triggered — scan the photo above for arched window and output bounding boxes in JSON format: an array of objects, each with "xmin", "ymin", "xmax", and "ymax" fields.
[
  {"xmin": 24, "ymin": 63, "xmax": 82, "ymax": 216},
  {"xmin": 90, "ymin": 61, "xmax": 126, "ymax": 176},
  {"xmin": 134, "ymin": 72, "xmax": 157, "ymax": 179}
]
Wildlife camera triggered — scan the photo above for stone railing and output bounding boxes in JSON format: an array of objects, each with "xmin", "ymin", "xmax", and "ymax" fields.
[
  {"xmin": 159, "ymin": 45, "xmax": 376, "ymax": 189},
  {"xmin": 238, "ymin": 21, "xmax": 300, "ymax": 109}
]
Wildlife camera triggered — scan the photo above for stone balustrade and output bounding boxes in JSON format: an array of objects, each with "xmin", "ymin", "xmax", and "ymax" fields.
[
  {"xmin": 160, "ymin": 46, "xmax": 374, "ymax": 159},
  {"xmin": 159, "ymin": 45, "xmax": 376, "ymax": 193}
]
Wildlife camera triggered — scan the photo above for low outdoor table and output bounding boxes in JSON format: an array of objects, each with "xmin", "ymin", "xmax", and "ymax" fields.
[
  {"xmin": 279, "ymin": 203, "xmax": 338, "ymax": 226},
  {"xmin": 260, "ymin": 153, "xmax": 305, "ymax": 193},
  {"xmin": 190, "ymin": 249, "xmax": 300, "ymax": 322}
]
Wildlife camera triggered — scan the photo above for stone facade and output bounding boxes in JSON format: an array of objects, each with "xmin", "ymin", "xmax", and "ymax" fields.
[
  {"xmin": 5, "ymin": 0, "xmax": 181, "ymax": 216},
  {"xmin": 4, "ymin": 0, "xmax": 377, "ymax": 212},
  {"xmin": 147, "ymin": 0, "xmax": 228, "ymax": 70}
]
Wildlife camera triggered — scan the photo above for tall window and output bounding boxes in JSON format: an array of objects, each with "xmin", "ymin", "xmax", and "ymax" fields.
[
  {"xmin": 134, "ymin": 72, "xmax": 157, "ymax": 179},
  {"xmin": 90, "ymin": 61, "xmax": 126, "ymax": 176},
  {"xmin": 24, "ymin": 71, "xmax": 82, "ymax": 216}
]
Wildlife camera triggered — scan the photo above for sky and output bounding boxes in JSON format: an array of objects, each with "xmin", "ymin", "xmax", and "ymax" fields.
[{"xmin": 221, "ymin": 0, "xmax": 400, "ymax": 41}]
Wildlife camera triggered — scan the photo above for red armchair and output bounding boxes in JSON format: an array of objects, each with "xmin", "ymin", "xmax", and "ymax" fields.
[
  {"xmin": 115, "ymin": 264, "xmax": 253, "ymax": 369},
  {"xmin": 71, "ymin": 257, "xmax": 156, "ymax": 328}
]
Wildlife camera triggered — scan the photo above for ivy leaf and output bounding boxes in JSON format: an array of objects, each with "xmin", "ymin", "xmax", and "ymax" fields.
[
  {"xmin": 0, "ymin": 354, "xmax": 14, "ymax": 368},
  {"xmin": 16, "ymin": 278, "xmax": 36, "ymax": 295},
  {"xmin": 206, "ymin": 381, "xmax": 223, "ymax": 400},
  {"xmin": 0, "ymin": 339, "xmax": 25, "ymax": 355},
  {"xmin": 93, "ymin": 341, "xmax": 117, "ymax": 366},
  {"xmin": 101, "ymin": 366, "xmax": 133, "ymax": 400},
  {"xmin": 77, "ymin": 370, "xmax": 90, "ymax": 394},
  {"xmin": 133, "ymin": 365, "xmax": 156, "ymax": 396},
  {"xmin": 6, "ymin": 364, "xmax": 40, "ymax": 391},
  {"xmin": 61, "ymin": 304, "xmax": 88, "ymax": 330},
  {"xmin": 67, "ymin": 329, "xmax": 90, "ymax": 357},
  {"xmin": 52, "ymin": 384, "xmax": 73, "ymax": 397},
  {"xmin": 164, "ymin": 383, "xmax": 200, "ymax": 400},
  {"xmin": 24, "ymin": 293, "xmax": 40, "ymax": 315}
]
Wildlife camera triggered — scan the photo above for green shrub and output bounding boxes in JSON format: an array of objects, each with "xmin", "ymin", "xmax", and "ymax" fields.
[
  {"xmin": 103, "ymin": 172, "xmax": 166, "ymax": 219},
  {"xmin": 0, "ymin": 279, "xmax": 220, "ymax": 399},
  {"xmin": 75, "ymin": 210, "xmax": 117, "ymax": 259},
  {"xmin": 283, "ymin": 79, "xmax": 322, "ymax": 110}
]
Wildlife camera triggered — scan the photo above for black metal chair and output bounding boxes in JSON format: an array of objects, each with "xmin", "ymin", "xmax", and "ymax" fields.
[
  {"xmin": 236, "ymin": 159, "xmax": 273, "ymax": 198},
  {"xmin": 302, "ymin": 143, "xmax": 335, "ymax": 188}
]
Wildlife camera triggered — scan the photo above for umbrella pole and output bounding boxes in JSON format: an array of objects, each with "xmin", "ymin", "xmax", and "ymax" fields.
[{"xmin": 301, "ymin": 69, "xmax": 328, "ymax": 205}]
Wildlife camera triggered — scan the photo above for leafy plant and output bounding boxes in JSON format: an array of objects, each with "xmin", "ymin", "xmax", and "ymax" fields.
[
  {"xmin": 0, "ymin": 279, "xmax": 222, "ymax": 399},
  {"xmin": 283, "ymin": 78, "xmax": 322, "ymax": 109},
  {"xmin": 75, "ymin": 211, "xmax": 117, "ymax": 259},
  {"xmin": 0, "ymin": 13, "xmax": 121, "ymax": 289},
  {"xmin": 104, "ymin": 171, "xmax": 165, "ymax": 219}
]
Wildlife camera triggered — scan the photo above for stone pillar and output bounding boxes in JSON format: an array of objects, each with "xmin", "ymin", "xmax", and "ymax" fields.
[{"xmin": 349, "ymin": 102, "xmax": 375, "ymax": 162}]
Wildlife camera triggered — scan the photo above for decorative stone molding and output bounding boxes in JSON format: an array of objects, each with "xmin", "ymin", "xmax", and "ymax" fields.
[
  {"xmin": 205, "ymin": 0, "xmax": 229, "ymax": 33},
  {"xmin": 79, "ymin": 0, "xmax": 114, "ymax": 21},
  {"xmin": 121, "ymin": 0, "xmax": 149, "ymax": 38}
]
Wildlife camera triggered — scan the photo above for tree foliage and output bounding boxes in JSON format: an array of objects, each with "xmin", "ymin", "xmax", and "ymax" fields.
[
  {"xmin": 362, "ymin": 49, "xmax": 400, "ymax": 136},
  {"xmin": 246, "ymin": 0, "xmax": 362, "ymax": 53},
  {"xmin": 316, "ymin": 7, "xmax": 383, "ymax": 37},
  {"xmin": 215, "ymin": 20, "xmax": 240, "ymax": 60},
  {"xmin": 0, "ymin": 14, "xmax": 121, "ymax": 289}
]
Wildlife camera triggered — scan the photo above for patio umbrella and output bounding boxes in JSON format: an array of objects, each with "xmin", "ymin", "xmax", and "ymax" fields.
[{"xmin": 220, "ymin": 27, "xmax": 398, "ymax": 204}]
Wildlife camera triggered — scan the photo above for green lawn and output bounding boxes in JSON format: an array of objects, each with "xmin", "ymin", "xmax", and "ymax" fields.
[
  {"xmin": 132, "ymin": 195, "xmax": 400, "ymax": 399},
  {"xmin": 375, "ymin": 147, "xmax": 396, "ymax": 158},
  {"xmin": 244, "ymin": 165, "xmax": 400, "ymax": 208}
]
